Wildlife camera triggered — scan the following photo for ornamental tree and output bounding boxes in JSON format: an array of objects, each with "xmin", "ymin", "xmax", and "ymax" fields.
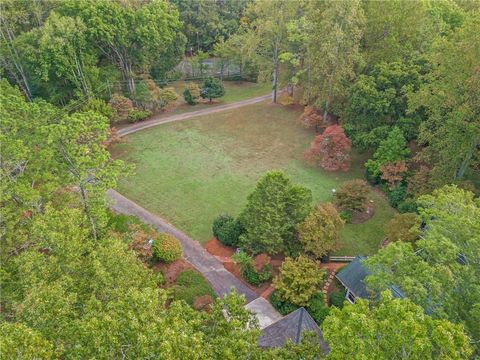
[
  {"xmin": 323, "ymin": 292, "xmax": 473, "ymax": 360},
  {"xmin": 333, "ymin": 179, "xmax": 370, "ymax": 213},
  {"xmin": 201, "ymin": 77, "xmax": 225, "ymax": 102},
  {"xmin": 304, "ymin": 125, "xmax": 352, "ymax": 171},
  {"xmin": 384, "ymin": 213, "xmax": 421, "ymax": 243},
  {"xmin": 272, "ymin": 255, "xmax": 325, "ymax": 307},
  {"xmin": 297, "ymin": 203, "xmax": 344, "ymax": 258},
  {"xmin": 239, "ymin": 171, "xmax": 312, "ymax": 255},
  {"xmin": 380, "ymin": 160, "xmax": 408, "ymax": 189}
]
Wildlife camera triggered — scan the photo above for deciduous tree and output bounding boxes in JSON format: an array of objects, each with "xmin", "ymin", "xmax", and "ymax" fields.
[
  {"xmin": 384, "ymin": 213, "xmax": 421, "ymax": 243},
  {"xmin": 333, "ymin": 179, "xmax": 370, "ymax": 213}
]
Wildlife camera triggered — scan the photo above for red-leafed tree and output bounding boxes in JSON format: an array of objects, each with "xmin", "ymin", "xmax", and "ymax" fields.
[
  {"xmin": 380, "ymin": 161, "xmax": 408, "ymax": 189},
  {"xmin": 304, "ymin": 125, "xmax": 352, "ymax": 171}
]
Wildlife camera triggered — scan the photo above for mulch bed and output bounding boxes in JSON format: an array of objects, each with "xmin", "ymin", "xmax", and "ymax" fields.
[
  {"xmin": 153, "ymin": 258, "xmax": 194, "ymax": 286},
  {"xmin": 350, "ymin": 201, "xmax": 375, "ymax": 224},
  {"xmin": 205, "ymin": 237, "xmax": 235, "ymax": 257}
]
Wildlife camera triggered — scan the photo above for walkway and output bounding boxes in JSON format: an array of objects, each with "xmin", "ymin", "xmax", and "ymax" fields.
[
  {"xmin": 118, "ymin": 93, "xmax": 271, "ymax": 137},
  {"xmin": 107, "ymin": 189, "xmax": 258, "ymax": 303}
]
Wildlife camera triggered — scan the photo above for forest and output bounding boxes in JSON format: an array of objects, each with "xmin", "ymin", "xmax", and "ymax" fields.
[{"xmin": 1, "ymin": 0, "xmax": 479, "ymax": 359}]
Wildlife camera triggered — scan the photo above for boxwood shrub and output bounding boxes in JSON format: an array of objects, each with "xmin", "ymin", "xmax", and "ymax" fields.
[
  {"xmin": 153, "ymin": 233, "xmax": 182, "ymax": 263},
  {"xmin": 212, "ymin": 214, "xmax": 244, "ymax": 247}
]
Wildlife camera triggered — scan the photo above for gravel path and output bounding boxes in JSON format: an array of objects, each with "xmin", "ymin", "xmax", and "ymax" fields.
[
  {"xmin": 117, "ymin": 93, "xmax": 271, "ymax": 137},
  {"xmin": 107, "ymin": 189, "xmax": 259, "ymax": 303}
]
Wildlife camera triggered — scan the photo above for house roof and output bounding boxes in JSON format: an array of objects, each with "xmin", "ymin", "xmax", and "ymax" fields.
[
  {"xmin": 335, "ymin": 256, "xmax": 370, "ymax": 298},
  {"xmin": 258, "ymin": 307, "xmax": 329, "ymax": 353},
  {"xmin": 336, "ymin": 256, "xmax": 405, "ymax": 300}
]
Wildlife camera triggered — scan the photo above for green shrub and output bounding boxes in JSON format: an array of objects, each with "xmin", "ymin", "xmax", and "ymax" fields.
[
  {"xmin": 339, "ymin": 210, "xmax": 352, "ymax": 223},
  {"xmin": 152, "ymin": 233, "xmax": 182, "ymax": 263},
  {"xmin": 212, "ymin": 214, "xmax": 243, "ymax": 247},
  {"xmin": 269, "ymin": 290, "xmax": 299, "ymax": 315},
  {"xmin": 183, "ymin": 83, "xmax": 201, "ymax": 105},
  {"xmin": 172, "ymin": 270, "xmax": 216, "ymax": 306},
  {"xmin": 334, "ymin": 179, "xmax": 370, "ymax": 213},
  {"xmin": 307, "ymin": 293, "xmax": 330, "ymax": 325},
  {"xmin": 387, "ymin": 183, "xmax": 407, "ymax": 208},
  {"xmin": 107, "ymin": 211, "xmax": 148, "ymax": 234},
  {"xmin": 232, "ymin": 251, "xmax": 272, "ymax": 286},
  {"xmin": 201, "ymin": 77, "xmax": 225, "ymax": 102},
  {"xmin": 398, "ymin": 199, "xmax": 418, "ymax": 213},
  {"xmin": 330, "ymin": 291, "xmax": 346, "ymax": 308},
  {"xmin": 127, "ymin": 109, "xmax": 151, "ymax": 123}
]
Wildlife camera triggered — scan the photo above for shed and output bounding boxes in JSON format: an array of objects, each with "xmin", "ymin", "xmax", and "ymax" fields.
[{"xmin": 259, "ymin": 307, "xmax": 329, "ymax": 354}]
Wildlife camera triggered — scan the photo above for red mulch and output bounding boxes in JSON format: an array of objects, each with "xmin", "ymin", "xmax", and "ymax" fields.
[
  {"xmin": 193, "ymin": 295, "xmax": 214, "ymax": 312},
  {"xmin": 153, "ymin": 258, "xmax": 194, "ymax": 285},
  {"xmin": 205, "ymin": 237, "xmax": 235, "ymax": 257}
]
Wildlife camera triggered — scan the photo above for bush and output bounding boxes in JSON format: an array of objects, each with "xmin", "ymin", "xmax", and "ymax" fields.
[
  {"xmin": 152, "ymin": 233, "xmax": 182, "ymax": 263},
  {"xmin": 212, "ymin": 214, "xmax": 243, "ymax": 247},
  {"xmin": 183, "ymin": 83, "xmax": 201, "ymax": 105},
  {"xmin": 339, "ymin": 210, "xmax": 352, "ymax": 223},
  {"xmin": 232, "ymin": 251, "xmax": 272, "ymax": 286},
  {"xmin": 387, "ymin": 183, "xmax": 407, "ymax": 208},
  {"xmin": 397, "ymin": 199, "xmax": 418, "ymax": 213},
  {"xmin": 109, "ymin": 94, "xmax": 134, "ymax": 122},
  {"xmin": 307, "ymin": 293, "xmax": 330, "ymax": 325},
  {"xmin": 272, "ymin": 256, "xmax": 325, "ymax": 306},
  {"xmin": 201, "ymin": 77, "xmax": 225, "ymax": 102},
  {"xmin": 334, "ymin": 179, "xmax": 370, "ymax": 212},
  {"xmin": 81, "ymin": 98, "xmax": 113, "ymax": 119},
  {"xmin": 269, "ymin": 290, "xmax": 299, "ymax": 315},
  {"xmin": 330, "ymin": 291, "xmax": 346, "ymax": 308},
  {"xmin": 127, "ymin": 109, "xmax": 151, "ymax": 123},
  {"xmin": 172, "ymin": 270, "xmax": 216, "ymax": 306}
]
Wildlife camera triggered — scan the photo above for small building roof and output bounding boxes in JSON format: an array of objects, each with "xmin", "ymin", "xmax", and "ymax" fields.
[
  {"xmin": 258, "ymin": 307, "xmax": 329, "ymax": 353},
  {"xmin": 335, "ymin": 256, "xmax": 370, "ymax": 298}
]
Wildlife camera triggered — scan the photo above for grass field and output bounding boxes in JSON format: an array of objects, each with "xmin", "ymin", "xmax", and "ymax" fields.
[{"xmin": 113, "ymin": 102, "xmax": 396, "ymax": 256}]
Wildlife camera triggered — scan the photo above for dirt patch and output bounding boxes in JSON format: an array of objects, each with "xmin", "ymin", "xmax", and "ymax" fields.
[
  {"xmin": 193, "ymin": 295, "xmax": 214, "ymax": 311},
  {"xmin": 153, "ymin": 258, "xmax": 194, "ymax": 285},
  {"xmin": 253, "ymin": 253, "xmax": 270, "ymax": 271},
  {"xmin": 205, "ymin": 237, "xmax": 235, "ymax": 257},
  {"xmin": 350, "ymin": 201, "xmax": 375, "ymax": 224}
]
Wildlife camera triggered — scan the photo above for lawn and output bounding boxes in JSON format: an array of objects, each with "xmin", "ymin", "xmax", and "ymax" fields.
[{"xmin": 113, "ymin": 102, "xmax": 396, "ymax": 256}]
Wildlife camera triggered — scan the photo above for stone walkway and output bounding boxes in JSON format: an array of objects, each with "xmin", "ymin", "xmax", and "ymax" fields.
[{"xmin": 107, "ymin": 189, "xmax": 258, "ymax": 303}]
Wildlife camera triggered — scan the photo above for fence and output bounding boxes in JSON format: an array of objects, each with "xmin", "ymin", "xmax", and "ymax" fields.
[{"xmin": 329, "ymin": 256, "xmax": 356, "ymax": 262}]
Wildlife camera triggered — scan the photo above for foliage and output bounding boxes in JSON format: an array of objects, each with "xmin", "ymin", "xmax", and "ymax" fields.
[
  {"xmin": 304, "ymin": 125, "xmax": 352, "ymax": 171},
  {"xmin": 323, "ymin": 292, "xmax": 473, "ymax": 359},
  {"xmin": 333, "ymin": 179, "xmax": 370, "ymax": 213},
  {"xmin": 272, "ymin": 256, "xmax": 325, "ymax": 307},
  {"xmin": 386, "ymin": 183, "xmax": 408, "ymax": 208},
  {"xmin": 380, "ymin": 161, "xmax": 408, "ymax": 189},
  {"xmin": 127, "ymin": 109, "xmax": 152, "ymax": 123},
  {"xmin": 239, "ymin": 171, "xmax": 312, "ymax": 255},
  {"xmin": 338, "ymin": 210, "xmax": 352, "ymax": 224},
  {"xmin": 0, "ymin": 322, "xmax": 57, "ymax": 359},
  {"xmin": 269, "ymin": 290, "xmax": 299, "ymax": 316},
  {"xmin": 212, "ymin": 214, "xmax": 244, "ymax": 247},
  {"xmin": 183, "ymin": 83, "xmax": 201, "ymax": 105},
  {"xmin": 297, "ymin": 203, "xmax": 344, "ymax": 258},
  {"xmin": 384, "ymin": 213, "xmax": 421, "ymax": 243},
  {"xmin": 307, "ymin": 293, "xmax": 330, "ymax": 325},
  {"xmin": 109, "ymin": 94, "xmax": 134, "ymax": 123},
  {"xmin": 330, "ymin": 291, "xmax": 346, "ymax": 309},
  {"xmin": 134, "ymin": 79, "xmax": 178, "ymax": 111},
  {"xmin": 81, "ymin": 98, "xmax": 113, "ymax": 120},
  {"xmin": 232, "ymin": 251, "xmax": 272, "ymax": 286},
  {"xmin": 152, "ymin": 233, "xmax": 182, "ymax": 263},
  {"xmin": 365, "ymin": 127, "xmax": 410, "ymax": 178},
  {"xmin": 172, "ymin": 270, "xmax": 216, "ymax": 307},
  {"xmin": 298, "ymin": 106, "xmax": 323, "ymax": 131},
  {"xmin": 366, "ymin": 185, "xmax": 480, "ymax": 347},
  {"xmin": 200, "ymin": 77, "xmax": 225, "ymax": 102}
]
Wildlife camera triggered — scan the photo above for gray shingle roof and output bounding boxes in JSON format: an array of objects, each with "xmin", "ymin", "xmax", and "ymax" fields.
[
  {"xmin": 335, "ymin": 256, "xmax": 370, "ymax": 298},
  {"xmin": 258, "ymin": 307, "xmax": 329, "ymax": 353}
]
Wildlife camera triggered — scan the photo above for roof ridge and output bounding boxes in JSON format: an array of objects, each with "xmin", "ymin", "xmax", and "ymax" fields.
[{"xmin": 296, "ymin": 307, "xmax": 306, "ymax": 343}]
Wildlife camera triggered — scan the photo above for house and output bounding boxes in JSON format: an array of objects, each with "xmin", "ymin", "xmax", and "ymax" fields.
[
  {"xmin": 335, "ymin": 256, "xmax": 404, "ymax": 304},
  {"xmin": 259, "ymin": 307, "xmax": 330, "ymax": 354}
]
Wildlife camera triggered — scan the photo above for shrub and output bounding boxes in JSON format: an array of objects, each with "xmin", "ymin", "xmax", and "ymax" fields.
[
  {"xmin": 152, "ymin": 233, "xmax": 182, "ymax": 263},
  {"xmin": 81, "ymin": 98, "xmax": 113, "ymax": 119},
  {"xmin": 212, "ymin": 214, "xmax": 243, "ymax": 247},
  {"xmin": 384, "ymin": 213, "xmax": 421, "ymax": 243},
  {"xmin": 339, "ymin": 210, "xmax": 352, "ymax": 223},
  {"xmin": 201, "ymin": 77, "xmax": 225, "ymax": 102},
  {"xmin": 109, "ymin": 94, "xmax": 133, "ymax": 122},
  {"xmin": 272, "ymin": 255, "xmax": 325, "ymax": 306},
  {"xmin": 307, "ymin": 293, "xmax": 330, "ymax": 325},
  {"xmin": 127, "ymin": 109, "xmax": 151, "ymax": 123},
  {"xmin": 304, "ymin": 125, "xmax": 352, "ymax": 171},
  {"xmin": 172, "ymin": 270, "xmax": 216, "ymax": 306},
  {"xmin": 183, "ymin": 83, "xmax": 201, "ymax": 105},
  {"xmin": 397, "ymin": 199, "xmax": 418, "ymax": 213},
  {"xmin": 334, "ymin": 179, "xmax": 370, "ymax": 212},
  {"xmin": 269, "ymin": 290, "xmax": 299, "ymax": 315},
  {"xmin": 330, "ymin": 291, "xmax": 346, "ymax": 308},
  {"xmin": 387, "ymin": 183, "xmax": 407, "ymax": 208},
  {"xmin": 298, "ymin": 106, "xmax": 323, "ymax": 130},
  {"xmin": 232, "ymin": 251, "xmax": 272, "ymax": 286}
]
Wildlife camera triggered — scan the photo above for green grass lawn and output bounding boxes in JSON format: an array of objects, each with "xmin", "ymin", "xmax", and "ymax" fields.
[{"xmin": 113, "ymin": 102, "xmax": 396, "ymax": 256}]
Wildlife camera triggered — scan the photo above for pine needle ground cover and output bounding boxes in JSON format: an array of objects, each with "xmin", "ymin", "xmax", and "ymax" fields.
[{"xmin": 113, "ymin": 102, "xmax": 396, "ymax": 255}]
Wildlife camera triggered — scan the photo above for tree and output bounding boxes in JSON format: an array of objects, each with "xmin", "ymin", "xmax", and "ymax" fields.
[
  {"xmin": 297, "ymin": 203, "xmax": 344, "ymax": 258},
  {"xmin": 239, "ymin": 171, "xmax": 312, "ymax": 255},
  {"xmin": 365, "ymin": 127, "xmax": 410, "ymax": 178},
  {"xmin": 212, "ymin": 214, "xmax": 243, "ymax": 247},
  {"xmin": 365, "ymin": 186, "xmax": 480, "ymax": 347},
  {"xmin": 384, "ymin": 213, "xmax": 421, "ymax": 243},
  {"xmin": 380, "ymin": 161, "xmax": 408, "ymax": 189},
  {"xmin": 109, "ymin": 94, "xmax": 134, "ymax": 123},
  {"xmin": 304, "ymin": 125, "xmax": 352, "ymax": 171},
  {"xmin": 200, "ymin": 77, "xmax": 225, "ymax": 102},
  {"xmin": 272, "ymin": 255, "xmax": 325, "ymax": 307},
  {"xmin": 408, "ymin": 13, "xmax": 480, "ymax": 183},
  {"xmin": 0, "ymin": 322, "xmax": 57, "ymax": 359},
  {"xmin": 323, "ymin": 292, "xmax": 473, "ymax": 359},
  {"xmin": 333, "ymin": 179, "xmax": 370, "ymax": 213},
  {"xmin": 305, "ymin": 0, "xmax": 365, "ymax": 119},
  {"xmin": 183, "ymin": 83, "xmax": 201, "ymax": 105}
]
